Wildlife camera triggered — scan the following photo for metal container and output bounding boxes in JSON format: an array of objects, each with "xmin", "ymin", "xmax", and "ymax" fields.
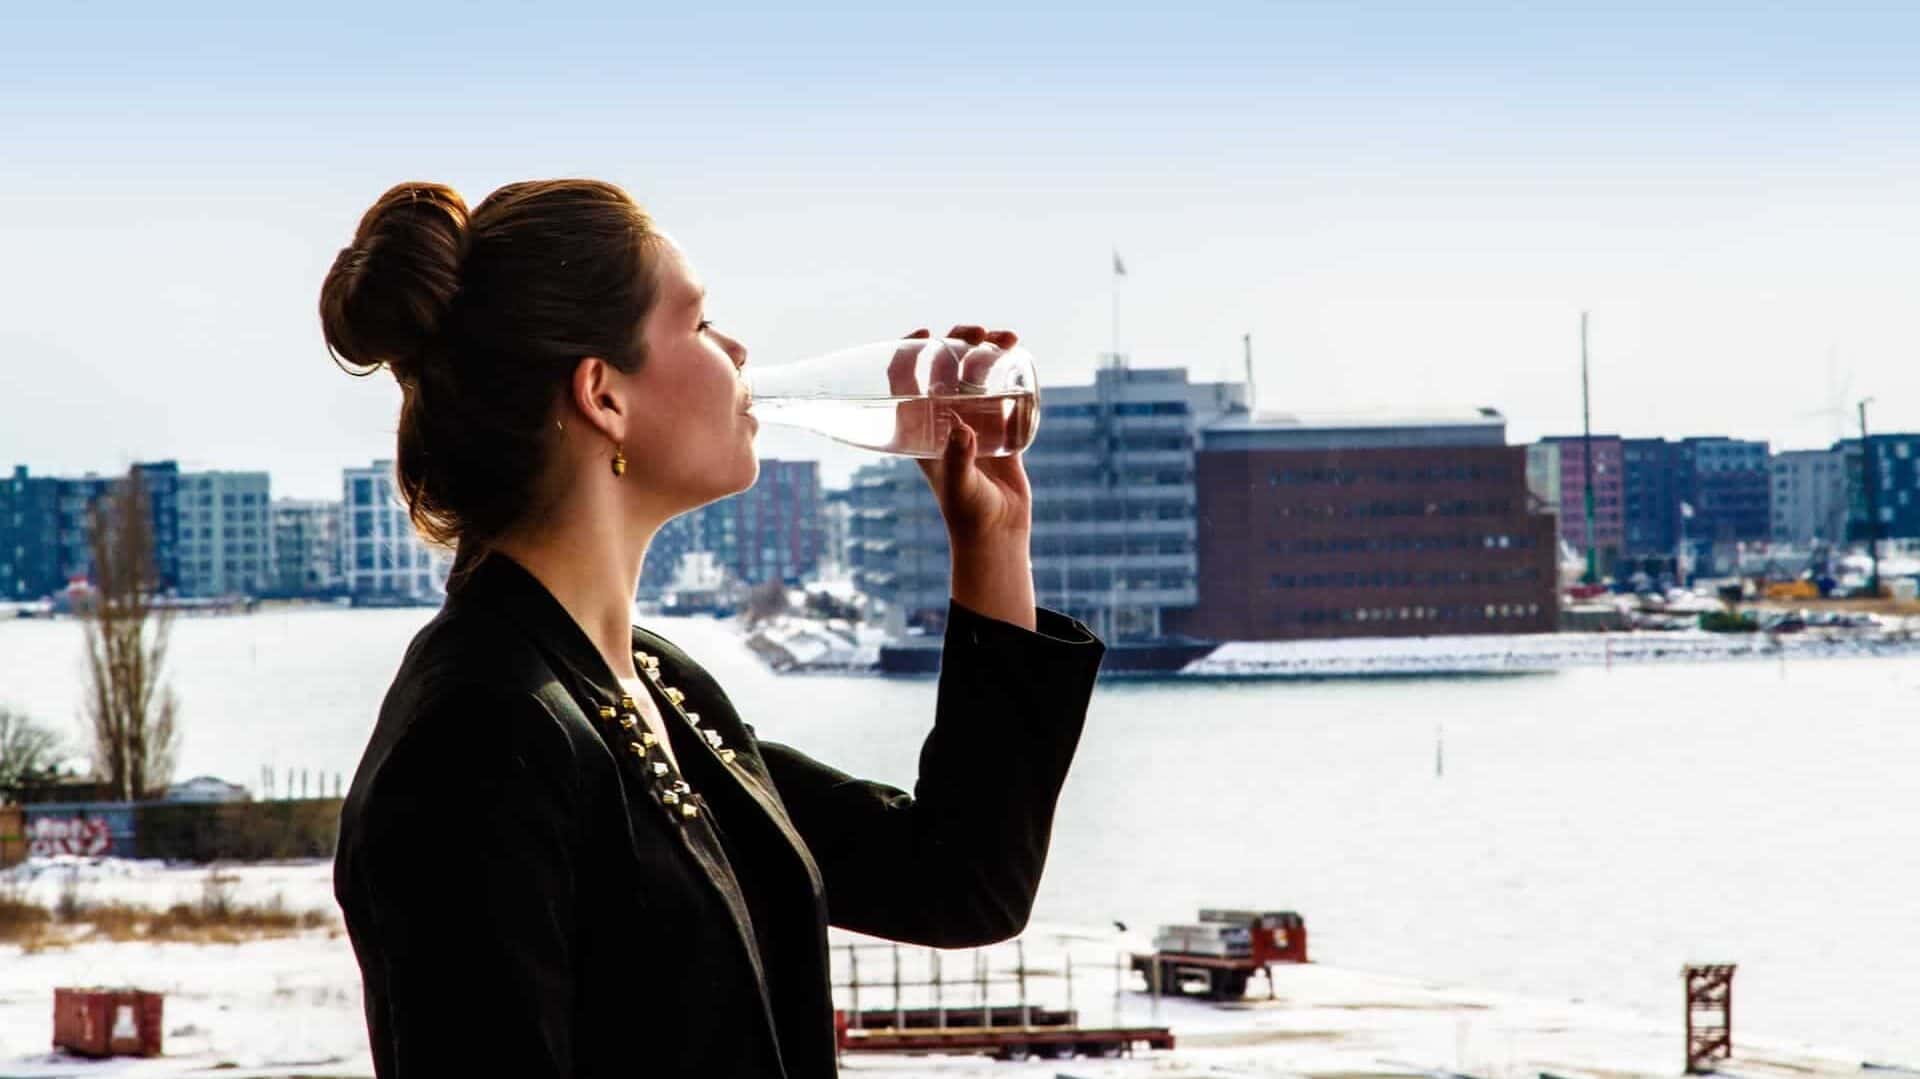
[
  {"xmin": 1198, "ymin": 908, "xmax": 1303, "ymax": 930},
  {"xmin": 52, "ymin": 988, "xmax": 164, "ymax": 1058},
  {"xmin": 1152, "ymin": 923, "xmax": 1252, "ymax": 958},
  {"xmin": 1196, "ymin": 908, "xmax": 1264, "ymax": 926}
]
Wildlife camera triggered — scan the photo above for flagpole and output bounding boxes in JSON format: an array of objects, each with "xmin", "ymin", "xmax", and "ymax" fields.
[
  {"xmin": 1107, "ymin": 248, "xmax": 1127, "ymax": 640},
  {"xmin": 1580, "ymin": 311, "xmax": 1598, "ymax": 585}
]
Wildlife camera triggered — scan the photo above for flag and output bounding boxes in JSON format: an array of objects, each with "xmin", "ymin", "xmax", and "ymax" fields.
[{"xmin": 1112, "ymin": 250, "xmax": 1126, "ymax": 277}]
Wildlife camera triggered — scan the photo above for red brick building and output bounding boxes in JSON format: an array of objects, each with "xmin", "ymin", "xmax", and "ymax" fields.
[
  {"xmin": 1543, "ymin": 434, "xmax": 1626, "ymax": 564},
  {"xmin": 1165, "ymin": 413, "xmax": 1559, "ymax": 641}
]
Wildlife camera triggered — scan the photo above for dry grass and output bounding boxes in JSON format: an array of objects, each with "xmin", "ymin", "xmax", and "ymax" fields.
[
  {"xmin": 0, "ymin": 886, "xmax": 54, "ymax": 948},
  {"xmin": 80, "ymin": 898, "xmax": 334, "ymax": 944},
  {"xmin": 0, "ymin": 869, "xmax": 336, "ymax": 950}
]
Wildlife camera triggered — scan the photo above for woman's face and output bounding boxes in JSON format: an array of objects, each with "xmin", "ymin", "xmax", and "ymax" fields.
[{"xmin": 623, "ymin": 240, "xmax": 759, "ymax": 510}]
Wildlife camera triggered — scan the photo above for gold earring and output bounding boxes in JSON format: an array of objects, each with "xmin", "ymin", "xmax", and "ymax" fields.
[{"xmin": 611, "ymin": 444, "xmax": 627, "ymax": 477}]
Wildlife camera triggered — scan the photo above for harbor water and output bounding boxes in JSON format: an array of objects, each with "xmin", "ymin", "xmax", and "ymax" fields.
[{"xmin": 1, "ymin": 606, "xmax": 1915, "ymax": 1061}]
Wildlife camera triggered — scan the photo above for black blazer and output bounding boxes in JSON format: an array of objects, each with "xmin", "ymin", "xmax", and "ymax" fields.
[{"xmin": 334, "ymin": 553, "xmax": 1105, "ymax": 1078}]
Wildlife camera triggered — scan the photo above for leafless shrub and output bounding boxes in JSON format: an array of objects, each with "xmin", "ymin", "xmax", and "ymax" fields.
[
  {"xmin": 79, "ymin": 469, "xmax": 180, "ymax": 801},
  {"xmin": 0, "ymin": 707, "xmax": 64, "ymax": 791}
]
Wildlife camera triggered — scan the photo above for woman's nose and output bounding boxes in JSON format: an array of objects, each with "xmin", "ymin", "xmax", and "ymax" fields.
[{"xmin": 723, "ymin": 332, "xmax": 748, "ymax": 369}]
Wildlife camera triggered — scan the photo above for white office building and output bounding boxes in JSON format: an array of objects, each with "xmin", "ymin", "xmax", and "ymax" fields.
[
  {"xmin": 1771, "ymin": 448, "xmax": 1850, "ymax": 547},
  {"xmin": 815, "ymin": 495, "xmax": 852, "ymax": 577},
  {"xmin": 1525, "ymin": 441, "xmax": 1562, "ymax": 517},
  {"xmin": 342, "ymin": 461, "xmax": 449, "ymax": 603},
  {"xmin": 847, "ymin": 362, "xmax": 1245, "ymax": 641},
  {"xmin": 175, "ymin": 471, "xmax": 273, "ymax": 598},
  {"xmin": 272, "ymin": 498, "xmax": 343, "ymax": 597}
]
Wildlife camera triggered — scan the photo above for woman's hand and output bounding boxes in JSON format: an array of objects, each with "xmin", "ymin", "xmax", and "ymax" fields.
[
  {"xmin": 888, "ymin": 325, "xmax": 1037, "ymax": 630},
  {"xmin": 887, "ymin": 325, "xmax": 1033, "ymax": 542}
]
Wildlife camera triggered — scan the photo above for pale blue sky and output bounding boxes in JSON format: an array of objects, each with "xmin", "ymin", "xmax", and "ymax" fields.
[{"xmin": 5, "ymin": 2, "xmax": 1919, "ymax": 497}]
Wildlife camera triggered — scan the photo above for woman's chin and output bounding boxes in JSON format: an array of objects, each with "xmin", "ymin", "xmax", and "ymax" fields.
[{"xmin": 732, "ymin": 454, "xmax": 761, "ymax": 496}]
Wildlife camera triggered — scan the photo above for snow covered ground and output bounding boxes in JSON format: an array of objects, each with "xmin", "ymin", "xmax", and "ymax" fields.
[
  {"xmin": 732, "ymin": 605, "xmax": 1920, "ymax": 679},
  {"xmin": 0, "ymin": 858, "xmax": 366, "ymax": 1077},
  {"xmin": 1185, "ymin": 625, "xmax": 1920, "ymax": 677},
  {"xmin": 0, "ymin": 857, "xmax": 336, "ymax": 913},
  {"xmin": 0, "ymin": 934, "xmax": 370, "ymax": 1078},
  {"xmin": 0, "ymin": 859, "xmax": 1895, "ymax": 1078}
]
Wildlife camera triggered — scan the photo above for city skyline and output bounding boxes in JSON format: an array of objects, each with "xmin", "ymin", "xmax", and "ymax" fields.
[
  {"xmin": 6, "ymin": 4, "xmax": 1920, "ymax": 501},
  {"xmin": 12, "ymin": 399, "xmax": 1919, "ymax": 503},
  {"xmin": 11, "ymin": 385, "xmax": 1918, "ymax": 634}
]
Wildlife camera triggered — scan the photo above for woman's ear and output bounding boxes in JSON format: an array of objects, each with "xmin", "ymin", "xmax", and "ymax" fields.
[{"xmin": 571, "ymin": 356, "xmax": 629, "ymax": 441}]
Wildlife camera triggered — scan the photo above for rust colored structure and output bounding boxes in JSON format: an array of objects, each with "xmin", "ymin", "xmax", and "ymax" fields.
[
  {"xmin": 832, "ymin": 937, "xmax": 1173, "ymax": 1062},
  {"xmin": 1684, "ymin": 964, "xmax": 1736, "ymax": 1073},
  {"xmin": 52, "ymin": 988, "xmax": 164, "ymax": 1059},
  {"xmin": 1168, "ymin": 413, "xmax": 1558, "ymax": 641},
  {"xmin": 0, "ymin": 805, "xmax": 24, "ymax": 868},
  {"xmin": 837, "ymin": 1020, "xmax": 1173, "ymax": 1060}
]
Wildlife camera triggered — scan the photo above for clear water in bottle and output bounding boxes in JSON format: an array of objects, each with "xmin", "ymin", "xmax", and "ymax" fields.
[
  {"xmin": 744, "ymin": 337, "xmax": 1042, "ymax": 459},
  {"xmin": 749, "ymin": 390, "xmax": 1038, "ymax": 459}
]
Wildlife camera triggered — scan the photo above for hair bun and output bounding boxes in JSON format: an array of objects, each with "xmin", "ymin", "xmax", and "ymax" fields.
[{"xmin": 320, "ymin": 182, "xmax": 470, "ymax": 380}]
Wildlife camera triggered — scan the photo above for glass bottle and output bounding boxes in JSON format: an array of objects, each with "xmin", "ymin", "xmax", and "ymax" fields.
[{"xmin": 744, "ymin": 337, "xmax": 1040, "ymax": 459}]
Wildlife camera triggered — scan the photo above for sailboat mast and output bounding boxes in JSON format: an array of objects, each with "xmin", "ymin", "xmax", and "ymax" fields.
[
  {"xmin": 1580, "ymin": 311, "xmax": 1598, "ymax": 585},
  {"xmin": 1242, "ymin": 332, "xmax": 1257, "ymax": 414}
]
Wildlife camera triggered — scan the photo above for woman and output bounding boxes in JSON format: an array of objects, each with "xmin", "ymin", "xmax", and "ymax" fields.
[{"xmin": 323, "ymin": 179, "xmax": 1105, "ymax": 1078}]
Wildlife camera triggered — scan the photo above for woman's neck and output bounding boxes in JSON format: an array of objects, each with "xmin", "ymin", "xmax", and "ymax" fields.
[{"xmin": 489, "ymin": 496, "xmax": 663, "ymax": 684}]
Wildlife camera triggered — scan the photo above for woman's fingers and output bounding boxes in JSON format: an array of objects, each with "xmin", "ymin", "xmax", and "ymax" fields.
[
  {"xmin": 933, "ymin": 325, "xmax": 1013, "ymax": 395},
  {"xmin": 926, "ymin": 336, "xmax": 968, "ymax": 394},
  {"xmin": 957, "ymin": 342, "xmax": 1002, "ymax": 392},
  {"xmin": 886, "ymin": 329, "xmax": 931, "ymax": 397}
]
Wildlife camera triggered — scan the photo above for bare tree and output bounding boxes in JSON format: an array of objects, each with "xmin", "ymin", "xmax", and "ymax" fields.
[
  {"xmin": 79, "ymin": 469, "xmax": 179, "ymax": 801},
  {"xmin": 0, "ymin": 706, "xmax": 63, "ymax": 791}
]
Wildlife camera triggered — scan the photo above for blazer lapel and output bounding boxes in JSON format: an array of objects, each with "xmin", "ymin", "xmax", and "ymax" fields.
[{"xmin": 632, "ymin": 627, "xmax": 827, "ymax": 909}]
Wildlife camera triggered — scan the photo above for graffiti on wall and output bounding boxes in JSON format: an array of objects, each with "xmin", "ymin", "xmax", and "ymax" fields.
[{"xmin": 28, "ymin": 816, "xmax": 113, "ymax": 858}]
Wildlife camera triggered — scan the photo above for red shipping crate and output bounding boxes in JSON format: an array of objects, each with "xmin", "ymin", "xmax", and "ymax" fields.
[{"xmin": 52, "ymin": 988, "xmax": 164, "ymax": 1058}]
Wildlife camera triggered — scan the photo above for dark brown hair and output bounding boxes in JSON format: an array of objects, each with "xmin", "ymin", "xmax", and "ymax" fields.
[{"xmin": 319, "ymin": 179, "xmax": 662, "ymax": 554}]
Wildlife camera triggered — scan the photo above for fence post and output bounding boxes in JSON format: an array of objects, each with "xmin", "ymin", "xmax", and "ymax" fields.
[
  {"xmin": 1064, "ymin": 950, "xmax": 1075, "ymax": 1022},
  {"xmin": 848, "ymin": 942, "xmax": 861, "ymax": 1029},
  {"xmin": 978, "ymin": 949, "xmax": 991, "ymax": 1029},
  {"xmin": 1017, "ymin": 938, "xmax": 1030, "ymax": 1027},
  {"xmin": 892, "ymin": 943, "xmax": 903, "ymax": 1031},
  {"xmin": 932, "ymin": 949, "xmax": 945, "ymax": 1029}
]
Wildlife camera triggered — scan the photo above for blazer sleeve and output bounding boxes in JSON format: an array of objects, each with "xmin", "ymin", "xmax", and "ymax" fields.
[
  {"xmin": 352, "ymin": 691, "xmax": 584, "ymax": 1078},
  {"xmin": 758, "ymin": 598, "xmax": 1104, "ymax": 948}
]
